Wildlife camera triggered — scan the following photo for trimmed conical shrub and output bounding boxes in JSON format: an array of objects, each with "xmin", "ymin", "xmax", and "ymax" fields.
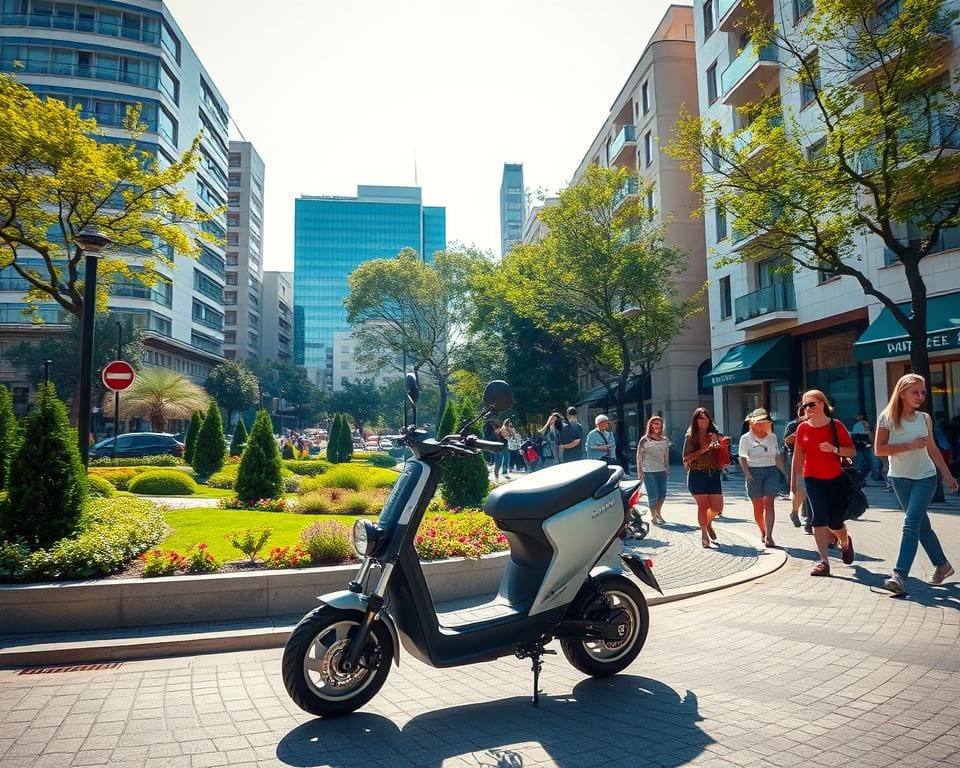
[
  {"xmin": 1, "ymin": 383, "xmax": 87, "ymax": 548},
  {"xmin": 184, "ymin": 411, "xmax": 203, "ymax": 464},
  {"xmin": 192, "ymin": 402, "xmax": 226, "ymax": 477},
  {"xmin": 338, "ymin": 414, "xmax": 354, "ymax": 463},
  {"xmin": 234, "ymin": 410, "xmax": 283, "ymax": 502},
  {"xmin": 229, "ymin": 418, "xmax": 248, "ymax": 457},
  {"xmin": 0, "ymin": 386, "xmax": 18, "ymax": 490},
  {"xmin": 440, "ymin": 402, "xmax": 491, "ymax": 509},
  {"xmin": 282, "ymin": 441, "xmax": 296, "ymax": 460},
  {"xmin": 436, "ymin": 401, "xmax": 457, "ymax": 440},
  {"xmin": 326, "ymin": 414, "xmax": 342, "ymax": 464}
]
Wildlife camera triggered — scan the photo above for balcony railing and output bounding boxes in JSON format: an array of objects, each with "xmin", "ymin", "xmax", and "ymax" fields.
[
  {"xmin": 717, "ymin": 0, "xmax": 739, "ymax": 18},
  {"xmin": 859, "ymin": 111, "xmax": 960, "ymax": 172},
  {"xmin": 732, "ymin": 114, "xmax": 784, "ymax": 155},
  {"xmin": 848, "ymin": 1, "xmax": 951, "ymax": 70},
  {"xmin": 608, "ymin": 125, "xmax": 637, "ymax": 164},
  {"xmin": 0, "ymin": 13, "xmax": 161, "ymax": 46},
  {"xmin": 731, "ymin": 204, "xmax": 783, "ymax": 245},
  {"xmin": 734, "ymin": 282, "xmax": 796, "ymax": 324},
  {"xmin": 721, "ymin": 43, "xmax": 779, "ymax": 97},
  {"xmin": 612, "ymin": 177, "xmax": 639, "ymax": 209}
]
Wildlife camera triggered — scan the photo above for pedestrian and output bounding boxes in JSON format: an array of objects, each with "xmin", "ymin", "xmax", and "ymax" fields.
[
  {"xmin": 538, "ymin": 414, "xmax": 560, "ymax": 468},
  {"xmin": 559, "ymin": 407, "xmax": 585, "ymax": 463},
  {"xmin": 874, "ymin": 374, "xmax": 959, "ymax": 594},
  {"xmin": 783, "ymin": 402, "xmax": 811, "ymax": 531},
  {"xmin": 739, "ymin": 408, "xmax": 787, "ymax": 548},
  {"xmin": 636, "ymin": 415, "xmax": 670, "ymax": 525},
  {"xmin": 502, "ymin": 419, "xmax": 522, "ymax": 472},
  {"xmin": 493, "ymin": 420, "xmax": 510, "ymax": 480},
  {"xmin": 682, "ymin": 407, "xmax": 727, "ymax": 549},
  {"xmin": 585, "ymin": 414, "xmax": 618, "ymax": 464},
  {"xmin": 790, "ymin": 389, "xmax": 856, "ymax": 577},
  {"xmin": 851, "ymin": 413, "xmax": 882, "ymax": 481}
]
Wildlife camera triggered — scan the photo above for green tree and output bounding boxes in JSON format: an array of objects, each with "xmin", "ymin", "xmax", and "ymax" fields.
[
  {"xmin": 234, "ymin": 410, "xmax": 283, "ymax": 502},
  {"xmin": 493, "ymin": 166, "xmax": 704, "ymax": 454},
  {"xmin": 0, "ymin": 385, "xmax": 18, "ymax": 490},
  {"xmin": 326, "ymin": 413, "xmax": 343, "ymax": 464},
  {"xmin": 3, "ymin": 313, "xmax": 144, "ymax": 407},
  {"xmin": 192, "ymin": 401, "xmax": 226, "ymax": 477},
  {"xmin": 205, "ymin": 361, "xmax": 258, "ymax": 429},
  {"xmin": 668, "ymin": 0, "xmax": 960, "ymax": 387},
  {"xmin": 328, "ymin": 379, "xmax": 383, "ymax": 436},
  {"xmin": 106, "ymin": 368, "xmax": 208, "ymax": 433},
  {"xmin": 0, "ymin": 75, "xmax": 219, "ymax": 404},
  {"xmin": 345, "ymin": 246, "xmax": 486, "ymax": 425},
  {"xmin": 338, "ymin": 413, "xmax": 354, "ymax": 464},
  {"xmin": 229, "ymin": 418, "xmax": 248, "ymax": 457},
  {"xmin": 437, "ymin": 402, "xmax": 490, "ymax": 508},
  {"xmin": 1, "ymin": 383, "xmax": 86, "ymax": 548},
  {"xmin": 436, "ymin": 401, "xmax": 457, "ymax": 440},
  {"xmin": 378, "ymin": 377, "xmax": 441, "ymax": 430},
  {"xmin": 184, "ymin": 411, "xmax": 204, "ymax": 465},
  {"xmin": 249, "ymin": 360, "xmax": 325, "ymax": 428}
]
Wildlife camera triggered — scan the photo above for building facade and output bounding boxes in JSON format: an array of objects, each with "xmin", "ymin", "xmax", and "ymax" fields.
[
  {"xmin": 0, "ymin": 0, "xmax": 229, "ymax": 394},
  {"xmin": 499, "ymin": 163, "xmax": 525, "ymax": 257},
  {"xmin": 261, "ymin": 270, "xmax": 293, "ymax": 363},
  {"xmin": 293, "ymin": 185, "xmax": 446, "ymax": 388},
  {"xmin": 224, "ymin": 140, "xmax": 265, "ymax": 361},
  {"xmin": 693, "ymin": 0, "xmax": 960, "ymax": 437},
  {"xmin": 568, "ymin": 4, "xmax": 712, "ymax": 450}
]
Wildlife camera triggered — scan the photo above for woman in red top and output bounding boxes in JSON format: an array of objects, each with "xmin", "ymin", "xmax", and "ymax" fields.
[{"xmin": 790, "ymin": 389, "xmax": 856, "ymax": 577}]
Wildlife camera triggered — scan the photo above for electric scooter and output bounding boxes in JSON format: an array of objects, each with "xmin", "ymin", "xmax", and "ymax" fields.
[{"xmin": 282, "ymin": 376, "xmax": 662, "ymax": 717}]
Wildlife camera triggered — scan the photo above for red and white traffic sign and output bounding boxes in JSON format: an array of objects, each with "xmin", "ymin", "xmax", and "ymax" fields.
[{"xmin": 101, "ymin": 360, "xmax": 136, "ymax": 392}]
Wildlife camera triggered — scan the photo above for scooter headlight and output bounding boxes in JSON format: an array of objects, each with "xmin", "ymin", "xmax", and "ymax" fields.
[{"xmin": 352, "ymin": 519, "xmax": 381, "ymax": 557}]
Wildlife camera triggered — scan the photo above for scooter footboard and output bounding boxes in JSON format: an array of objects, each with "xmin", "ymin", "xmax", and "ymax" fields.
[
  {"xmin": 619, "ymin": 553, "xmax": 663, "ymax": 594},
  {"xmin": 317, "ymin": 590, "xmax": 402, "ymax": 666}
]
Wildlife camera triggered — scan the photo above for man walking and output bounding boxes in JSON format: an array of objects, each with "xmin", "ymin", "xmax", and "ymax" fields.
[
  {"xmin": 559, "ymin": 406, "xmax": 584, "ymax": 463},
  {"xmin": 585, "ymin": 414, "xmax": 618, "ymax": 464}
]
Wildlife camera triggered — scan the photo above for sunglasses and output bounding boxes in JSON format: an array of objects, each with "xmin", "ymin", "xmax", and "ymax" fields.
[{"xmin": 802, "ymin": 401, "xmax": 820, "ymax": 410}]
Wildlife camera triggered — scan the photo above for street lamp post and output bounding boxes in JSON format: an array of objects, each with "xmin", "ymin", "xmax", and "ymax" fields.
[{"xmin": 75, "ymin": 227, "xmax": 114, "ymax": 466}]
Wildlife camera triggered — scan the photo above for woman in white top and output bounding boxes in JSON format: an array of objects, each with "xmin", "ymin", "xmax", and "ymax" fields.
[
  {"xmin": 738, "ymin": 408, "xmax": 786, "ymax": 548},
  {"xmin": 636, "ymin": 416, "xmax": 670, "ymax": 525},
  {"xmin": 875, "ymin": 374, "xmax": 959, "ymax": 594}
]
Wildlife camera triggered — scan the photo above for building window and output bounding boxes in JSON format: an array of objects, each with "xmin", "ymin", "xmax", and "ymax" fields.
[
  {"xmin": 801, "ymin": 53, "xmax": 820, "ymax": 108},
  {"xmin": 641, "ymin": 81, "xmax": 650, "ymax": 114},
  {"xmin": 794, "ymin": 0, "xmax": 814, "ymax": 23},
  {"xmin": 715, "ymin": 206, "xmax": 728, "ymax": 241},
  {"xmin": 707, "ymin": 62, "xmax": 718, "ymax": 105},
  {"xmin": 703, "ymin": 0, "xmax": 715, "ymax": 37},
  {"xmin": 645, "ymin": 188, "xmax": 655, "ymax": 221},
  {"xmin": 644, "ymin": 131, "xmax": 653, "ymax": 167},
  {"xmin": 719, "ymin": 276, "xmax": 732, "ymax": 319}
]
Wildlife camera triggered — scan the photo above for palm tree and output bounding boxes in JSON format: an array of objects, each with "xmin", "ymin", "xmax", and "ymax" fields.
[{"xmin": 104, "ymin": 368, "xmax": 209, "ymax": 432}]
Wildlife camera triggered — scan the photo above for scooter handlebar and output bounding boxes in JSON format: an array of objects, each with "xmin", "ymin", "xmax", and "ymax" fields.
[{"xmin": 467, "ymin": 437, "xmax": 505, "ymax": 452}]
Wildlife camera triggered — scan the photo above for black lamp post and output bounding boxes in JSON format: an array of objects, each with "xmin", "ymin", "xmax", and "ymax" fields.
[{"xmin": 75, "ymin": 227, "xmax": 114, "ymax": 466}]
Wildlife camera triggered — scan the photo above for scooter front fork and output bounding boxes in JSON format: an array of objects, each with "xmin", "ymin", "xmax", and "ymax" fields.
[{"xmin": 340, "ymin": 561, "xmax": 395, "ymax": 673}]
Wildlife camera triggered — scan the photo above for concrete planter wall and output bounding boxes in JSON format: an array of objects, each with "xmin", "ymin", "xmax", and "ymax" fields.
[{"xmin": 0, "ymin": 552, "xmax": 509, "ymax": 635}]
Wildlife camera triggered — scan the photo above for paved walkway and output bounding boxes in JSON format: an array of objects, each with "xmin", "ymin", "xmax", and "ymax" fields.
[{"xmin": 1, "ymin": 476, "xmax": 959, "ymax": 767}]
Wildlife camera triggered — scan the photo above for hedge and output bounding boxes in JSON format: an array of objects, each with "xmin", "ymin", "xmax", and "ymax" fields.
[
  {"xmin": 283, "ymin": 459, "xmax": 331, "ymax": 476},
  {"xmin": 89, "ymin": 455, "xmax": 184, "ymax": 468},
  {"xmin": 86, "ymin": 474, "xmax": 116, "ymax": 498},
  {"xmin": 127, "ymin": 470, "xmax": 199, "ymax": 496}
]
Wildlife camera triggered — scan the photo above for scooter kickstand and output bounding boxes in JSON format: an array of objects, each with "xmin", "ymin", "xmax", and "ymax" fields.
[{"xmin": 519, "ymin": 643, "xmax": 556, "ymax": 706}]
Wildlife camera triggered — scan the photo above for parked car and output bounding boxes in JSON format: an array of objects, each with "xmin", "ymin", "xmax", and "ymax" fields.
[{"xmin": 90, "ymin": 432, "xmax": 185, "ymax": 460}]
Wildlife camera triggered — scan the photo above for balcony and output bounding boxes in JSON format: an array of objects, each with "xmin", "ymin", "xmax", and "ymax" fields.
[
  {"xmin": 731, "ymin": 205, "xmax": 784, "ymax": 252},
  {"xmin": 608, "ymin": 125, "xmax": 637, "ymax": 166},
  {"xmin": 717, "ymin": 0, "xmax": 774, "ymax": 34},
  {"xmin": 612, "ymin": 177, "xmax": 639, "ymax": 210},
  {"xmin": 859, "ymin": 111, "xmax": 960, "ymax": 173},
  {"xmin": 721, "ymin": 43, "xmax": 779, "ymax": 106},
  {"xmin": 734, "ymin": 283, "xmax": 797, "ymax": 328},
  {"xmin": 0, "ymin": 13, "xmax": 161, "ymax": 46},
  {"xmin": 847, "ymin": 1, "xmax": 952, "ymax": 80},
  {"xmin": 732, "ymin": 114, "xmax": 784, "ymax": 158}
]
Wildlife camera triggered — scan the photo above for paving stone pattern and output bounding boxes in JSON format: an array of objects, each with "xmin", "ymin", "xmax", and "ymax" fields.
[{"xmin": 2, "ymin": 480, "xmax": 960, "ymax": 767}]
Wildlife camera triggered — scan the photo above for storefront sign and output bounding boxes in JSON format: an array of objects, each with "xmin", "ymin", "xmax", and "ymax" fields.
[
  {"xmin": 708, "ymin": 373, "xmax": 740, "ymax": 386},
  {"xmin": 885, "ymin": 329, "xmax": 960, "ymax": 356}
]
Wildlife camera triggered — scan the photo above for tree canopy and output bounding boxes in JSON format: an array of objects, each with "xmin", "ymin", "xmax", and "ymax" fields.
[
  {"xmin": 668, "ymin": 0, "xmax": 960, "ymax": 384},
  {"xmin": 106, "ymin": 368, "xmax": 209, "ymax": 433},
  {"xmin": 205, "ymin": 360, "xmax": 258, "ymax": 428},
  {"xmin": 328, "ymin": 379, "xmax": 383, "ymax": 436}
]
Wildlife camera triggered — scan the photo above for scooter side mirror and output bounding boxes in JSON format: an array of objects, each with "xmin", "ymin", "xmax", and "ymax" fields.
[
  {"xmin": 483, "ymin": 380, "xmax": 513, "ymax": 412},
  {"xmin": 405, "ymin": 372, "xmax": 420, "ymax": 405}
]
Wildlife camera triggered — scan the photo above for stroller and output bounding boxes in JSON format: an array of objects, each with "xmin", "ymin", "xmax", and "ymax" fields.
[{"xmin": 520, "ymin": 436, "xmax": 542, "ymax": 472}]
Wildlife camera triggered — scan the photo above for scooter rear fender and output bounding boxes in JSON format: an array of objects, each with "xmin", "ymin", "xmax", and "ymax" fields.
[{"xmin": 317, "ymin": 590, "xmax": 401, "ymax": 667}]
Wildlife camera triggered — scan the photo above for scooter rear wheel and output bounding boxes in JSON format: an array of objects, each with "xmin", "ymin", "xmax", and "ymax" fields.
[
  {"xmin": 282, "ymin": 606, "xmax": 394, "ymax": 717},
  {"xmin": 560, "ymin": 574, "xmax": 649, "ymax": 677}
]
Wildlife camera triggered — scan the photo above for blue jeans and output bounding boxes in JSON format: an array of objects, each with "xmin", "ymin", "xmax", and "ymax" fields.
[
  {"xmin": 891, "ymin": 475, "xmax": 947, "ymax": 577},
  {"xmin": 643, "ymin": 471, "xmax": 667, "ymax": 505},
  {"xmin": 496, "ymin": 448, "xmax": 510, "ymax": 476}
]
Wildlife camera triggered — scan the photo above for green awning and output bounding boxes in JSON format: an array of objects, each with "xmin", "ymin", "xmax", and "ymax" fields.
[
  {"xmin": 854, "ymin": 292, "xmax": 960, "ymax": 360},
  {"xmin": 702, "ymin": 336, "xmax": 791, "ymax": 388},
  {"xmin": 575, "ymin": 385, "xmax": 608, "ymax": 407}
]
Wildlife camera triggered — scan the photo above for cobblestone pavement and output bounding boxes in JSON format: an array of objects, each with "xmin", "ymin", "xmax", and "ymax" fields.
[{"xmin": 2, "ymin": 477, "xmax": 960, "ymax": 767}]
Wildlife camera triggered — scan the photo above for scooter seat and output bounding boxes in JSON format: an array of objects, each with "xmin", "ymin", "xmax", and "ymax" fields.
[{"xmin": 485, "ymin": 460, "xmax": 612, "ymax": 521}]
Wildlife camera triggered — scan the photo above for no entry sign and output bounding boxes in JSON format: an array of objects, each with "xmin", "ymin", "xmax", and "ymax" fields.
[{"xmin": 101, "ymin": 360, "xmax": 136, "ymax": 392}]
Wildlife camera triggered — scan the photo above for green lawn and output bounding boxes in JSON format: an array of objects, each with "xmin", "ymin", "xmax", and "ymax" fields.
[{"xmin": 159, "ymin": 507, "xmax": 362, "ymax": 561}]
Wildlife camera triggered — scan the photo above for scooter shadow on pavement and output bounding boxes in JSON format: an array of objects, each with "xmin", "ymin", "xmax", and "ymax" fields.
[{"xmin": 275, "ymin": 675, "xmax": 710, "ymax": 768}]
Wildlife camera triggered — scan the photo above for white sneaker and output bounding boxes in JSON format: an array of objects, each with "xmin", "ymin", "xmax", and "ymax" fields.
[
  {"xmin": 883, "ymin": 573, "xmax": 905, "ymax": 594},
  {"xmin": 929, "ymin": 563, "xmax": 955, "ymax": 585}
]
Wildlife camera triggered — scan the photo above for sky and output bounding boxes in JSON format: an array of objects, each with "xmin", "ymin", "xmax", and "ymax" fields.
[{"xmin": 164, "ymin": 0, "xmax": 683, "ymax": 271}]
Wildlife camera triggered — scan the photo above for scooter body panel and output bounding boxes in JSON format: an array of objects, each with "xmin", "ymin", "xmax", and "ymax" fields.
[{"xmin": 316, "ymin": 590, "xmax": 402, "ymax": 667}]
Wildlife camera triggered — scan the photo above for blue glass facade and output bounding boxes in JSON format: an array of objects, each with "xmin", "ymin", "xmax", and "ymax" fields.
[{"xmin": 293, "ymin": 185, "xmax": 446, "ymax": 384}]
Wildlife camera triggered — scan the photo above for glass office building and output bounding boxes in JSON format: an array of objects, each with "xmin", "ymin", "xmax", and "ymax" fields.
[
  {"xmin": 293, "ymin": 185, "xmax": 446, "ymax": 387},
  {"xmin": 500, "ymin": 163, "xmax": 525, "ymax": 258}
]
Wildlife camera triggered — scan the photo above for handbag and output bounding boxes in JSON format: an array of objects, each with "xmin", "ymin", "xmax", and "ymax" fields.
[
  {"xmin": 715, "ymin": 435, "xmax": 731, "ymax": 467},
  {"xmin": 830, "ymin": 419, "xmax": 869, "ymax": 520}
]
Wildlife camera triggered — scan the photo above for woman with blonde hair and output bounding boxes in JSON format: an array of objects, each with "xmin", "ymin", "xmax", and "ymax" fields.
[
  {"xmin": 875, "ymin": 374, "xmax": 959, "ymax": 594},
  {"xmin": 636, "ymin": 416, "xmax": 670, "ymax": 525},
  {"xmin": 682, "ymin": 407, "xmax": 727, "ymax": 548},
  {"xmin": 739, "ymin": 408, "xmax": 787, "ymax": 548},
  {"xmin": 790, "ymin": 390, "xmax": 856, "ymax": 576}
]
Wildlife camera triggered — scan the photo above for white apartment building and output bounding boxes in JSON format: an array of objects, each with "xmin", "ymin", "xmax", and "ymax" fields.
[
  {"xmin": 0, "ymin": 0, "xmax": 230, "ymax": 400},
  {"xmin": 224, "ymin": 140, "xmax": 265, "ymax": 361},
  {"xmin": 261, "ymin": 270, "xmax": 293, "ymax": 363},
  {"xmin": 567, "ymin": 3, "xmax": 712, "ymax": 449},
  {"xmin": 694, "ymin": 0, "xmax": 960, "ymax": 435},
  {"xmin": 331, "ymin": 329, "xmax": 396, "ymax": 392}
]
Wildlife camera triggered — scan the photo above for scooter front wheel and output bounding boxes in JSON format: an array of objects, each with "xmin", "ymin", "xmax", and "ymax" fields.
[
  {"xmin": 282, "ymin": 606, "xmax": 394, "ymax": 717},
  {"xmin": 560, "ymin": 574, "xmax": 649, "ymax": 677}
]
